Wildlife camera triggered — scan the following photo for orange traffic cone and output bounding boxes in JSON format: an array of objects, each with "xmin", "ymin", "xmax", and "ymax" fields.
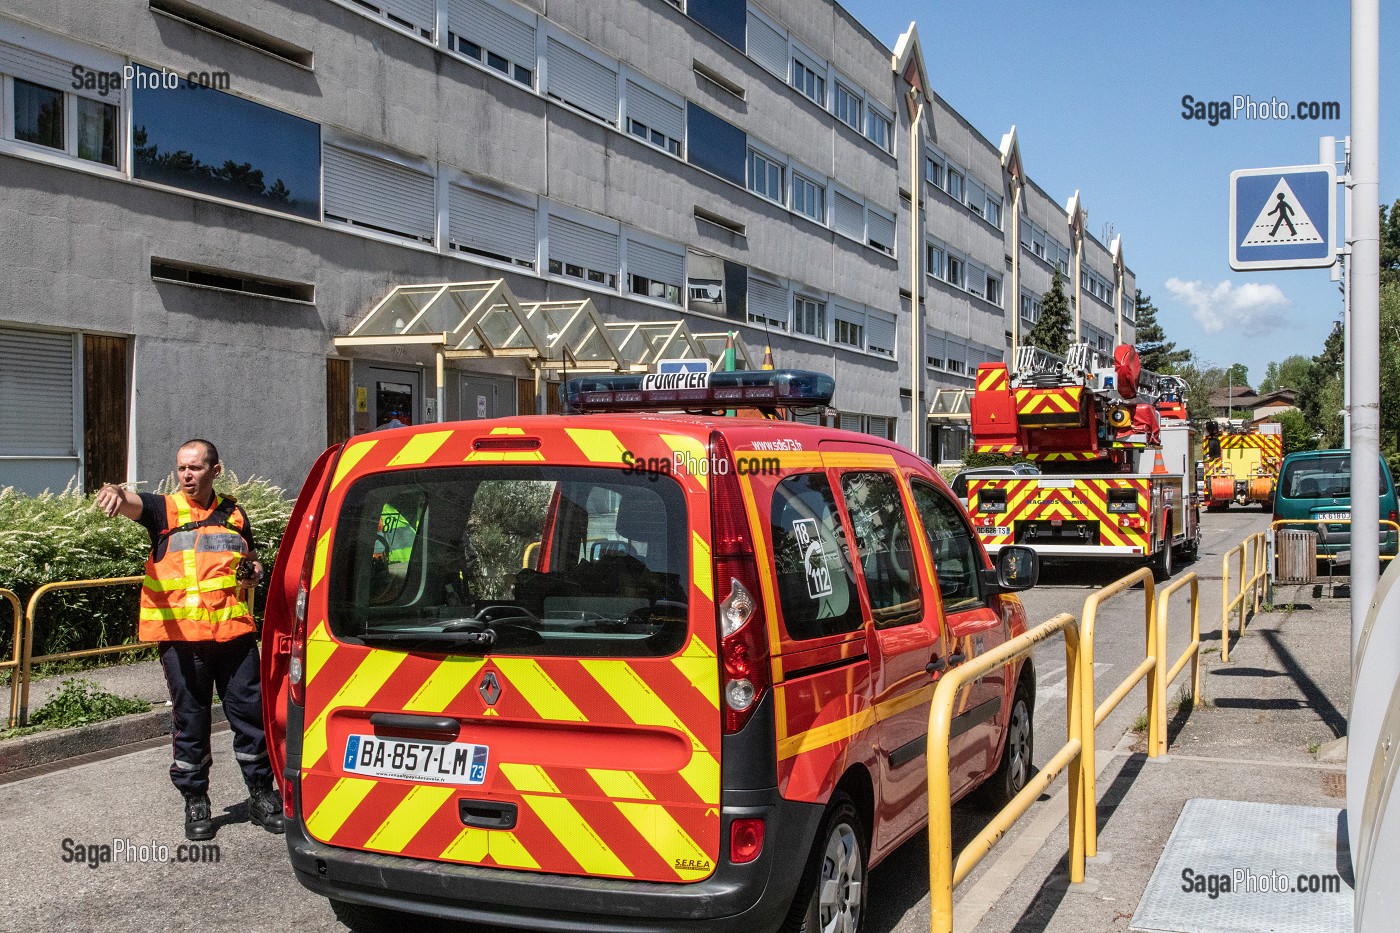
[{"xmin": 1151, "ymin": 450, "xmax": 1168, "ymax": 474}]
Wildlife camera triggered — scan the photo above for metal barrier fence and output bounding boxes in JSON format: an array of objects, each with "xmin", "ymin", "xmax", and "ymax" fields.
[
  {"xmin": 17, "ymin": 576, "xmax": 149, "ymax": 727},
  {"xmin": 2, "ymin": 589, "xmax": 21, "ymax": 729},
  {"xmin": 1268, "ymin": 518, "xmax": 1400, "ymax": 563},
  {"xmin": 1221, "ymin": 533, "xmax": 1266, "ymax": 662},
  {"xmin": 1077, "ymin": 567, "xmax": 1155, "ymax": 861},
  {"xmin": 1153, "ymin": 573, "xmax": 1201, "ymax": 757},
  {"xmin": 927, "ymin": 612, "xmax": 1085, "ymax": 933}
]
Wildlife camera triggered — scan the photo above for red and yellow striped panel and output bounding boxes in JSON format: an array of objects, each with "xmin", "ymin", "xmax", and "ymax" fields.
[
  {"xmin": 1025, "ymin": 451, "xmax": 1104, "ymax": 462},
  {"xmin": 972, "ymin": 478, "xmax": 1152, "ymax": 549},
  {"xmin": 300, "ymin": 421, "xmax": 723, "ymax": 883},
  {"xmin": 974, "ymin": 443, "xmax": 1020, "ymax": 454},
  {"xmin": 976, "ymin": 364, "xmax": 1010, "ymax": 394},
  {"xmin": 1012, "ymin": 386, "xmax": 1083, "ymax": 418}
]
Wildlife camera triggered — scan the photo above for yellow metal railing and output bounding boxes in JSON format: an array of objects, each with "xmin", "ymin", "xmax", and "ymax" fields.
[
  {"xmin": 1269, "ymin": 518, "xmax": 1400, "ymax": 564},
  {"xmin": 1152, "ymin": 573, "xmax": 1201, "ymax": 757},
  {"xmin": 1076, "ymin": 567, "xmax": 1155, "ymax": 860},
  {"xmin": 1220, "ymin": 533, "xmax": 1266, "ymax": 662},
  {"xmin": 928, "ymin": 612, "xmax": 1084, "ymax": 933},
  {"xmin": 2, "ymin": 589, "xmax": 21, "ymax": 729},
  {"xmin": 18, "ymin": 576, "xmax": 149, "ymax": 727}
]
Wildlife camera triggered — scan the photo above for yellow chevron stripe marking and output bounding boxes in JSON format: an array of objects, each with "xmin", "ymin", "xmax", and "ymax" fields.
[
  {"xmin": 493, "ymin": 659, "xmax": 586, "ymax": 722},
  {"xmin": 671, "ymin": 635, "xmax": 719, "ymax": 709},
  {"xmin": 488, "ymin": 832, "xmax": 540, "ymax": 869},
  {"xmin": 581, "ymin": 660, "xmax": 719, "ymax": 802},
  {"xmin": 310, "ymin": 530, "xmax": 332, "ymax": 590},
  {"xmin": 565, "ymin": 428, "xmax": 628, "ymax": 463},
  {"xmin": 465, "ymin": 450, "xmax": 547, "ymax": 462},
  {"xmin": 661, "ymin": 434, "xmax": 708, "ymax": 491},
  {"xmin": 820, "ymin": 452, "xmax": 897, "ymax": 469},
  {"xmin": 489, "ymin": 426, "xmax": 525, "ymax": 435},
  {"xmin": 521, "ymin": 794, "xmax": 632, "ymax": 877},
  {"xmin": 388, "ymin": 430, "xmax": 453, "ymax": 467},
  {"xmin": 588, "ymin": 769, "xmax": 656, "ymax": 800},
  {"xmin": 691, "ymin": 533, "xmax": 713, "ymax": 603},
  {"xmin": 440, "ymin": 827, "xmax": 487, "ymax": 862},
  {"xmin": 331, "ymin": 440, "xmax": 376, "ymax": 491},
  {"xmin": 439, "ymin": 825, "xmax": 542, "ymax": 870},
  {"xmin": 500, "ymin": 763, "xmax": 561, "ymax": 794},
  {"xmin": 305, "ymin": 620, "xmax": 336, "ymax": 689},
  {"xmin": 366, "ymin": 785, "xmax": 454, "ymax": 852},
  {"xmin": 404, "ymin": 656, "xmax": 486, "ymax": 712},
  {"xmin": 305, "ymin": 777, "xmax": 376, "ymax": 841},
  {"xmin": 303, "ymin": 650, "xmax": 408, "ymax": 769},
  {"xmin": 615, "ymin": 801, "xmax": 711, "ymax": 880}
]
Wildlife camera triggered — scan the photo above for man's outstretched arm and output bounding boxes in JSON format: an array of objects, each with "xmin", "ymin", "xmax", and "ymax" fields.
[{"xmin": 97, "ymin": 484, "xmax": 144, "ymax": 522}]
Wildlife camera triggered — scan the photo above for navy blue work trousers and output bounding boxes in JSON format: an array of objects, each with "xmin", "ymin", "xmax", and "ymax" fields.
[{"xmin": 158, "ymin": 634, "xmax": 272, "ymax": 796}]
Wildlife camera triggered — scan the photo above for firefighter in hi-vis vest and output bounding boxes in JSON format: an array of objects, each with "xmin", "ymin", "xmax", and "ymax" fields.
[{"xmin": 97, "ymin": 439, "xmax": 284, "ymax": 842}]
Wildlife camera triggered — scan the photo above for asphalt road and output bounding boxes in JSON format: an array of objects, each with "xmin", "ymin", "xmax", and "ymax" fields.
[{"xmin": 0, "ymin": 508, "xmax": 1271, "ymax": 933}]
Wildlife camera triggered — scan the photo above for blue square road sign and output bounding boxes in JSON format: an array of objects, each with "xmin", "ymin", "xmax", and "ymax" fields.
[{"xmin": 1229, "ymin": 164, "xmax": 1336, "ymax": 271}]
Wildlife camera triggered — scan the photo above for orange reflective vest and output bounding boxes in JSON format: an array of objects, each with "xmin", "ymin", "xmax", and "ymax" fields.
[{"xmin": 138, "ymin": 492, "xmax": 256, "ymax": 643}]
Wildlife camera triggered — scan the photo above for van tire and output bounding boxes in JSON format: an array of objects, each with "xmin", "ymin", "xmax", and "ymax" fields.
[
  {"xmin": 976, "ymin": 681, "xmax": 1034, "ymax": 808},
  {"xmin": 329, "ymin": 899, "xmax": 410, "ymax": 933},
  {"xmin": 781, "ymin": 792, "xmax": 868, "ymax": 933}
]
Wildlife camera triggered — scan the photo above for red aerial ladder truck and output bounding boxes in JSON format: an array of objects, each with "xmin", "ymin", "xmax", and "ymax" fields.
[{"xmin": 965, "ymin": 343, "xmax": 1200, "ymax": 580}]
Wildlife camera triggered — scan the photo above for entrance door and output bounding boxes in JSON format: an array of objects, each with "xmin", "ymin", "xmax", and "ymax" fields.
[
  {"xmin": 458, "ymin": 374, "xmax": 515, "ymax": 420},
  {"xmin": 356, "ymin": 365, "xmax": 419, "ymax": 433}
]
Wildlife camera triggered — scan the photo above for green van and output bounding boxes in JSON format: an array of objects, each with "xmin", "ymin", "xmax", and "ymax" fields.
[{"xmin": 1273, "ymin": 451, "xmax": 1399, "ymax": 558}]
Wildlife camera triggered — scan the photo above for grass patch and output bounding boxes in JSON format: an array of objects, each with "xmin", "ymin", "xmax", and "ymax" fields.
[
  {"xmin": 1308, "ymin": 742, "xmax": 1322, "ymax": 756},
  {"xmin": 1131, "ymin": 712, "xmax": 1150, "ymax": 733},
  {"xmin": 0, "ymin": 677, "xmax": 149, "ymax": 739}
]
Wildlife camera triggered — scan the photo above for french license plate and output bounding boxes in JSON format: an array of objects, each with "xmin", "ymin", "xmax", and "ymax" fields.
[
  {"xmin": 977, "ymin": 524, "xmax": 1011, "ymax": 536},
  {"xmin": 343, "ymin": 735, "xmax": 488, "ymax": 785},
  {"xmin": 1317, "ymin": 512, "xmax": 1349, "ymax": 521}
]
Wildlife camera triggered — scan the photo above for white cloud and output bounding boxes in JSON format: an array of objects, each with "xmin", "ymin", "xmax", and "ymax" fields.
[{"xmin": 1163, "ymin": 277, "xmax": 1291, "ymax": 336}]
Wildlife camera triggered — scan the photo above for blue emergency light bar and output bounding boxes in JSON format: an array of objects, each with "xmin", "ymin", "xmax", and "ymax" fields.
[{"xmin": 563, "ymin": 369, "xmax": 835, "ymax": 413}]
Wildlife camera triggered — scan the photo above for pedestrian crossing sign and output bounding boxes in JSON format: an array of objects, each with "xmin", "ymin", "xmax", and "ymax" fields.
[{"xmin": 1230, "ymin": 164, "xmax": 1336, "ymax": 270}]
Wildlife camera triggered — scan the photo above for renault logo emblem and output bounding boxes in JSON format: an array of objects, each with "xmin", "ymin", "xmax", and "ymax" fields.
[{"xmin": 479, "ymin": 671, "xmax": 501, "ymax": 706}]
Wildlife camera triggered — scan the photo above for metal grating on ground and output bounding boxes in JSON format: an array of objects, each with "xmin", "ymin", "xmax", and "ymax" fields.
[{"xmin": 1130, "ymin": 799, "xmax": 1353, "ymax": 933}]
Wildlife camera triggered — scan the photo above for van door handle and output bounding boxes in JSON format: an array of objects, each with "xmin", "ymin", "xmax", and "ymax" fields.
[
  {"xmin": 460, "ymin": 799, "xmax": 517, "ymax": 830},
  {"xmin": 368, "ymin": 713, "xmax": 460, "ymax": 738},
  {"xmin": 926, "ymin": 652, "xmax": 967, "ymax": 675}
]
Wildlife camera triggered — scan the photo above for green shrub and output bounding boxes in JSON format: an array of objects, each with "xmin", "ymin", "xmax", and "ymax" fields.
[
  {"xmin": 0, "ymin": 472, "xmax": 292, "ymax": 662},
  {"xmin": 27, "ymin": 677, "xmax": 149, "ymax": 730}
]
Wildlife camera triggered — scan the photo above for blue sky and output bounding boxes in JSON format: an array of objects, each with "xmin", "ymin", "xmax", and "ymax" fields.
[{"xmin": 843, "ymin": 0, "xmax": 1394, "ymax": 388}]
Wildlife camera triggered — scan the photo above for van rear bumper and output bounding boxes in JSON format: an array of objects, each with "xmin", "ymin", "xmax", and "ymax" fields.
[{"xmin": 285, "ymin": 787, "xmax": 824, "ymax": 932}]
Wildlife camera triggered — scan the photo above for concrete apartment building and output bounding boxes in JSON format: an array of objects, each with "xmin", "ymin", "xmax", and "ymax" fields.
[{"xmin": 0, "ymin": 0, "xmax": 1135, "ymax": 494}]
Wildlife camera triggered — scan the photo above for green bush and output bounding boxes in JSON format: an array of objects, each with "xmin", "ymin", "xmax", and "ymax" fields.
[
  {"xmin": 0, "ymin": 472, "xmax": 292, "ymax": 663},
  {"xmin": 27, "ymin": 677, "xmax": 149, "ymax": 730},
  {"xmin": 960, "ymin": 451, "xmax": 1035, "ymax": 470}
]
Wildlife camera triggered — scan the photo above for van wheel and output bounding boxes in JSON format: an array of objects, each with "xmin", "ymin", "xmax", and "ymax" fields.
[
  {"xmin": 977, "ymin": 682, "xmax": 1034, "ymax": 807},
  {"xmin": 782, "ymin": 792, "xmax": 868, "ymax": 933},
  {"xmin": 330, "ymin": 900, "xmax": 412, "ymax": 933}
]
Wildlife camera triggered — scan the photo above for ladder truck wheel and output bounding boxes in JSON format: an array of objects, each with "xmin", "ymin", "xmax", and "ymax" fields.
[{"xmin": 1151, "ymin": 534, "xmax": 1174, "ymax": 582}]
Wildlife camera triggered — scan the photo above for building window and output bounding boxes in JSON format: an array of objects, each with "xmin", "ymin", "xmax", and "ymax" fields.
[
  {"xmin": 548, "ymin": 214, "xmax": 619, "ymax": 288},
  {"xmin": 834, "ymin": 83, "xmax": 861, "ymax": 130},
  {"xmin": 925, "ymin": 155, "xmax": 943, "ymax": 188},
  {"xmin": 834, "ymin": 316, "xmax": 863, "ymax": 349},
  {"xmin": 625, "ymin": 79, "xmax": 684, "ymax": 156},
  {"xmin": 449, "ymin": 31, "xmax": 533, "ymax": 87},
  {"xmin": 946, "ymin": 169, "xmax": 963, "ymax": 202},
  {"xmin": 133, "ymin": 67, "xmax": 320, "ymax": 219},
  {"xmin": 688, "ymin": 0, "xmax": 747, "ymax": 52},
  {"xmin": 985, "ymin": 195, "xmax": 1002, "ymax": 229},
  {"xmin": 946, "ymin": 255, "xmax": 964, "ymax": 289},
  {"xmin": 747, "ymin": 149, "xmax": 784, "ymax": 203},
  {"xmin": 14, "ymin": 78, "xmax": 63, "ymax": 150},
  {"xmin": 985, "ymin": 274, "xmax": 1002, "ymax": 304},
  {"xmin": 449, "ymin": 183, "xmax": 537, "ymax": 268},
  {"xmin": 867, "ymin": 110, "xmax": 891, "ymax": 151},
  {"xmin": 626, "ymin": 236, "xmax": 684, "ymax": 304},
  {"xmin": 793, "ymin": 296, "xmax": 825, "ymax": 338},
  {"xmin": 324, "ymin": 142, "xmax": 436, "ymax": 242},
  {"xmin": 687, "ymin": 249, "xmax": 748, "ymax": 321},
  {"xmin": 545, "ymin": 37, "xmax": 620, "ymax": 125},
  {"xmin": 792, "ymin": 173, "xmax": 824, "ymax": 221},
  {"xmin": 686, "ymin": 102, "xmax": 746, "ymax": 187},
  {"xmin": 791, "ymin": 57, "xmax": 824, "ymax": 105},
  {"xmin": 629, "ymin": 118, "xmax": 681, "ymax": 155},
  {"xmin": 8, "ymin": 72, "xmax": 121, "ymax": 168},
  {"xmin": 926, "ymin": 243, "xmax": 943, "ymax": 279}
]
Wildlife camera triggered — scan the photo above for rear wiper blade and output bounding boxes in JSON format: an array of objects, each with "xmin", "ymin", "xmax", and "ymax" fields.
[{"xmin": 358, "ymin": 630, "xmax": 497, "ymax": 652}]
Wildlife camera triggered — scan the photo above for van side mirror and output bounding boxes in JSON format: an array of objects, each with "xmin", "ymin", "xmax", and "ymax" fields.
[{"xmin": 982, "ymin": 545, "xmax": 1039, "ymax": 594}]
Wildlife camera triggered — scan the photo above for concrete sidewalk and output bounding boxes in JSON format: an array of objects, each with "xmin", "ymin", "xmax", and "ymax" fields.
[{"xmin": 967, "ymin": 582, "xmax": 1351, "ymax": 933}]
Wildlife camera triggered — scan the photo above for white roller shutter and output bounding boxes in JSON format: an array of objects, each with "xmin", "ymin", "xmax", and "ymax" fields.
[
  {"xmin": 834, "ymin": 304, "xmax": 864, "ymax": 348},
  {"xmin": 549, "ymin": 215, "xmax": 618, "ymax": 274},
  {"xmin": 865, "ymin": 415, "xmax": 890, "ymax": 439},
  {"xmin": 626, "ymin": 237, "xmax": 684, "ymax": 288},
  {"xmin": 546, "ymin": 38, "xmax": 619, "ymax": 124},
  {"xmin": 926, "ymin": 332, "xmax": 946, "ymax": 366},
  {"xmin": 866, "ymin": 207, "xmax": 895, "ymax": 252},
  {"xmin": 625, "ymin": 80, "xmax": 683, "ymax": 142},
  {"xmin": 837, "ymin": 412, "xmax": 862, "ymax": 432},
  {"xmin": 447, "ymin": 0, "xmax": 536, "ymax": 65},
  {"xmin": 324, "ymin": 144, "xmax": 436, "ymax": 241},
  {"xmin": 833, "ymin": 192, "xmax": 864, "ymax": 240},
  {"xmin": 449, "ymin": 184, "xmax": 537, "ymax": 265},
  {"xmin": 748, "ymin": 278, "xmax": 788, "ymax": 326},
  {"xmin": 746, "ymin": 11, "xmax": 787, "ymax": 77},
  {"xmin": 866, "ymin": 310, "xmax": 896, "ymax": 357},
  {"xmin": 793, "ymin": 411, "xmax": 822, "ymax": 426},
  {"xmin": 0, "ymin": 39, "xmax": 112, "ymax": 103},
  {"xmin": 945, "ymin": 337, "xmax": 967, "ymax": 370},
  {"xmin": 382, "ymin": 0, "xmax": 436, "ymax": 34},
  {"xmin": 0, "ymin": 327, "xmax": 75, "ymax": 455}
]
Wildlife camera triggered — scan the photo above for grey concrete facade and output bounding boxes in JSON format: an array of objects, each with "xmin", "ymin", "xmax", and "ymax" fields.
[{"xmin": 0, "ymin": 0, "xmax": 1137, "ymax": 493}]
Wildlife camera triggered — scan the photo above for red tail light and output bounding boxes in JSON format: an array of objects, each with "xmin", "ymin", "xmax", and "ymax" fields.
[
  {"xmin": 288, "ymin": 455, "xmax": 337, "ymax": 708},
  {"xmin": 710, "ymin": 432, "xmax": 771, "ymax": 734},
  {"xmin": 729, "ymin": 817, "xmax": 765, "ymax": 864}
]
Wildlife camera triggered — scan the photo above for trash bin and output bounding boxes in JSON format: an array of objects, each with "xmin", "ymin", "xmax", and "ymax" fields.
[{"xmin": 1275, "ymin": 529, "xmax": 1318, "ymax": 584}]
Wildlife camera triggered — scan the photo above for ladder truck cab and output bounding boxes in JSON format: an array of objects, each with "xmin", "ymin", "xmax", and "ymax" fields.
[
  {"xmin": 966, "ymin": 342, "xmax": 1200, "ymax": 581},
  {"xmin": 1202, "ymin": 421, "xmax": 1283, "ymax": 511}
]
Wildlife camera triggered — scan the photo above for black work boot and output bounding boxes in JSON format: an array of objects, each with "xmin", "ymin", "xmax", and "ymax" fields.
[
  {"xmin": 247, "ymin": 782, "xmax": 286, "ymax": 834},
  {"xmin": 184, "ymin": 793, "xmax": 215, "ymax": 841}
]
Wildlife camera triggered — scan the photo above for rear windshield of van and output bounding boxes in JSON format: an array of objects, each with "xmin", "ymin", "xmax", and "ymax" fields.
[
  {"xmin": 1280, "ymin": 456, "xmax": 1388, "ymax": 499},
  {"xmin": 327, "ymin": 466, "xmax": 689, "ymax": 658}
]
